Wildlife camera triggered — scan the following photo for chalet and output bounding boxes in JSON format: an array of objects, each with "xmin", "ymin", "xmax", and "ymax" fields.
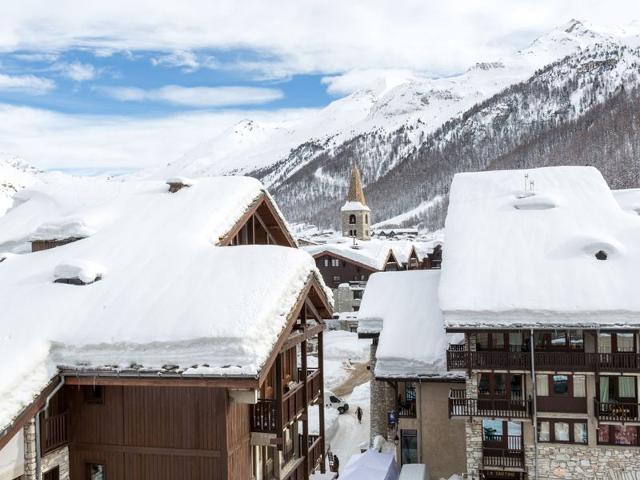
[
  {"xmin": 440, "ymin": 167, "xmax": 640, "ymax": 480},
  {"xmin": 0, "ymin": 176, "xmax": 332, "ymax": 480},
  {"xmin": 357, "ymin": 270, "xmax": 466, "ymax": 479}
]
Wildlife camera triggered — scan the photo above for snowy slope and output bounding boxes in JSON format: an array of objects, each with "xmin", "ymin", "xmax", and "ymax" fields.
[
  {"xmin": 165, "ymin": 20, "xmax": 621, "ymax": 187},
  {"xmin": 0, "ymin": 155, "xmax": 43, "ymax": 216}
]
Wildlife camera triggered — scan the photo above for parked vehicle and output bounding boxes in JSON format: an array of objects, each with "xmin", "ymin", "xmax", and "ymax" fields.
[{"xmin": 325, "ymin": 390, "xmax": 349, "ymax": 414}]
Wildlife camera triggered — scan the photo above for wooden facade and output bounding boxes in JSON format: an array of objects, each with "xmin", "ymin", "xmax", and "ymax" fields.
[{"xmin": 2, "ymin": 191, "xmax": 331, "ymax": 480}]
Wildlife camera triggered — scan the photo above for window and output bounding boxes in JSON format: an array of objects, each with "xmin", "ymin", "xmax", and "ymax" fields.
[
  {"xmin": 323, "ymin": 258, "xmax": 329, "ymax": 267},
  {"xmin": 598, "ymin": 425, "xmax": 639, "ymax": 446},
  {"xmin": 538, "ymin": 419, "xmax": 587, "ymax": 444},
  {"xmin": 536, "ymin": 374, "xmax": 549, "ymax": 396},
  {"xmin": 83, "ymin": 385, "xmax": 104, "ymax": 404},
  {"xmin": 86, "ymin": 464, "xmax": 105, "ymax": 480},
  {"xmin": 400, "ymin": 430, "xmax": 418, "ymax": 465},
  {"xmin": 43, "ymin": 467, "xmax": 59, "ymax": 480},
  {"xmin": 353, "ymin": 289, "xmax": 363, "ymax": 300},
  {"xmin": 617, "ymin": 333, "xmax": 635, "ymax": 353},
  {"xmin": 552, "ymin": 375, "xmax": 569, "ymax": 395},
  {"xmin": 332, "ymin": 275, "xmax": 341, "ymax": 282},
  {"xmin": 349, "ymin": 214, "xmax": 356, "ymax": 225},
  {"xmin": 573, "ymin": 375, "xmax": 586, "ymax": 397},
  {"xmin": 331, "ymin": 258, "xmax": 340, "ymax": 267},
  {"xmin": 599, "ymin": 333, "xmax": 612, "ymax": 354}
]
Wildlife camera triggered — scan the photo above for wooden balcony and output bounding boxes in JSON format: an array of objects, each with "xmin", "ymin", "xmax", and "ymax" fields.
[
  {"xmin": 251, "ymin": 399, "xmax": 278, "ymax": 433},
  {"xmin": 448, "ymin": 389, "xmax": 532, "ymax": 419},
  {"xmin": 299, "ymin": 434, "xmax": 324, "ymax": 477},
  {"xmin": 40, "ymin": 412, "xmax": 69, "ymax": 454},
  {"xmin": 447, "ymin": 348, "xmax": 640, "ymax": 372},
  {"xmin": 301, "ymin": 368, "xmax": 322, "ymax": 403},
  {"xmin": 595, "ymin": 399, "xmax": 640, "ymax": 423},
  {"xmin": 482, "ymin": 435, "xmax": 525, "ymax": 470},
  {"xmin": 283, "ymin": 382, "xmax": 306, "ymax": 426}
]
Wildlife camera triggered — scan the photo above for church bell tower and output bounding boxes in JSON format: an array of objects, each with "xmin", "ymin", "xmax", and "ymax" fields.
[{"xmin": 341, "ymin": 164, "xmax": 371, "ymax": 240}]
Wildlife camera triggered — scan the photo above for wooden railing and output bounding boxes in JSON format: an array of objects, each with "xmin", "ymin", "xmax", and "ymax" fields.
[
  {"xmin": 447, "ymin": 348, "xmax": 640, "ymax": 372},
  {"xmin": 398, "ymin": 401, "xmax": 417, "ymax": 418},
  {"xmin": 595, "ymin": 399, "xmax": 640, "ymax": 422},
  {"xmin": 448, "ymin": 389, "xmax": 531, "ymax": 419},
  {"xmin": 283, "ymin": 382, "xmax": 306, "ymax": 426},
  {"xmin": 251, "ymin": 399, "xmax": 278, "ymax": 433},
  {"xmin": 305, "ymin": 368, "xmax": 322, "ymax": 403},
  {"xmin": 298, "ymin": 434, "xmax": 324, "ymax": 476},
  {"xmin": 482, "ymin": 435, "xmax": 524, "ymax": 469},
  {"xmin": 41, "ymin": 412, "xmax": 69, "ymax": 453}
]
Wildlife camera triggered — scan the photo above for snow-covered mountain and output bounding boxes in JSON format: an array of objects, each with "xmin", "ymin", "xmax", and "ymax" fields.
[
  {"xmin": 150, "ymin": 20, "xmax": 640, "ymax": 228},
  {"xmin": 0, "ymin": 155, "xmax": 43, "ymax": 216}
]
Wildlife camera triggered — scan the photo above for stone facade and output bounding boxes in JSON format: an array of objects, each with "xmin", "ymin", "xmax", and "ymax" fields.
[
  {"xmin": 333, "ymin": 283, "xmax": 364, "ymax": 314},
  {"xmin": 341, "ymin": 207, "xmax": 371, "ymax": 241},
  {"xmin": 41, "ymin": 446, "xmax": 70, "ymax": 480},
  {"xmin": 21, "ymin": 416, "xmax": 70, "ymax": 480},
  {"xmin": 369, "ymin": 340, "xmax": 396, "ymax": 442}
]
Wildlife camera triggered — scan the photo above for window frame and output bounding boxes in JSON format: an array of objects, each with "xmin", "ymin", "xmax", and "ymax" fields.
[
  {"xmin": 537, "ymin": 418, "xmax": 588, "ymax": 444},
  {"xmin": 597, "ymin": 424, "xmax": 640, "ymax": 447},
  {"xmin": 86, "ymin": 463, "xmax": 106, "ymax": 480}
]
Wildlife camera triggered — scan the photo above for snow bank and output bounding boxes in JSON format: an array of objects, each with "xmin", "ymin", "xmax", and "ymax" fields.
[
  {"xmin": 359, "ymin": 271, "xmax": 463, "ymax": 379},
  {"xmin": 441, "ymin": 166, "xmax": 640, "ymax": 328},
  {"xmin": 0, "ymin": 176, "xmax": 328, "ymax": 435},
  {"xmin": 30, "ymin": 217, "xmax": 96, "ymax": 241}
]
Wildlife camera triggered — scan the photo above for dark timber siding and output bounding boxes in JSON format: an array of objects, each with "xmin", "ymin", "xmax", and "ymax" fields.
[
  {"xmin": 314, "ymin": 254, "xmax": 377, "ymax": 288},
  {"xmin": 65, "ymin": 385, "xmax": 242, "ymax": 479}
]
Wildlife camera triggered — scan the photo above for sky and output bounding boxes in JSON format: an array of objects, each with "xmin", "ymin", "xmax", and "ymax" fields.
[{"xmin": 2, "ymin": 0, "xmax": 640, "ymax": 173}]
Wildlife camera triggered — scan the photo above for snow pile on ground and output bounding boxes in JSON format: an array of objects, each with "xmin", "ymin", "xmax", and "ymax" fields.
[
  {"xmin": 441, "ymin": 166, "xmax": 640, "ymax": 328},
  {"xmin": 358, "ymin": 270, "xmax": 463, "ymax": 379},
  {"xmin": 314, "ymin": 330, "xmax": 369, "ymax": 389},
  {"xmin": 0, "ymin": 176, "xmax": 329, "ymax": 435}
]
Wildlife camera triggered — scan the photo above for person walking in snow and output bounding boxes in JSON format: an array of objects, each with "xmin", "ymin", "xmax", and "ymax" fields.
[{"xmin": 356, "ymin": 406, "xmax": 363, "ymax": 424}]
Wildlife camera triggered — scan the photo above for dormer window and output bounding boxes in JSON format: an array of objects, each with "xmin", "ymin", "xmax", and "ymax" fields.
[
  {"xmin": 349, "ymin": 214, "xmax": 356, "ymax": 225},
  {"xmin": 54, "ymin": 260, "xmax": 104, "ymax": 286},
  {"xmin": 166, "ymin": 177, "xmax": 193, "ymax": 193},
  {"xmin": 595, "ymin": 250, "xmax": 608, "ymax": 261}
]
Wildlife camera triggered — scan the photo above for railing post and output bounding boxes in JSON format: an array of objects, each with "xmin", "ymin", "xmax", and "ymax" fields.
[{"xmin": 276, "ymin": 352, "xmax": 283, "ymax": 449}]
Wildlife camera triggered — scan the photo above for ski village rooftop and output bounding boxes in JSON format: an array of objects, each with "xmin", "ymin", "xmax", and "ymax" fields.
[{"xmin": 1, "ymin": 165, "xmax": 640, "ymax": 480}]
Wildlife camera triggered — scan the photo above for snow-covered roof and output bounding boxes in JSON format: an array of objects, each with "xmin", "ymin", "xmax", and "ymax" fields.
[
  {"xmin": 440, "ymin": 166, "xmax": 640, "ymax": 328},
  {"xmin": 613, "ymin": 188, "xmax": 640, "ymax": 215},
  {"xmin": 358, "ymin": 270, "xmax": 463, "ymax": 380},
  {"xmin": 304, "ymin": 239, "xmax": 396, "ymax": 271},
  {"xmin": 341, "ymin": 201, "xmax": 370, "ymax": 212},
  {"xmin": 0, "ymin": 176, "xmax": 330, "ymax": 435}
]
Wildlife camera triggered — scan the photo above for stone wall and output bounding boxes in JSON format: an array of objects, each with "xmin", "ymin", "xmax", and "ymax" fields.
[
  {"xmin": 22, "ymin": 416, "xmax": 70, "ymax": 480},
  {"xmin": 369, "ymin": 341, "xmax": 396, "ymax": 442},
  {"xmin": 41, "ymin": 446, "xmax": 70, "ymax": 480},
  {"xmin": 341, "ymin": 209, "xmax": 370, "ymax": 241}
]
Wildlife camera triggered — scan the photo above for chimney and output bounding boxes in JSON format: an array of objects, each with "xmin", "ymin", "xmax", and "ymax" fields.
[{"xmin": 166, "ymin": 177, "xmax": 193, "ymax": 193}]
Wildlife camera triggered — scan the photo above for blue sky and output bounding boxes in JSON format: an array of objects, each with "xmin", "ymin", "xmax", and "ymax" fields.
[{"xmin": 0, "ymin": 49, "xmax": 333, "ymax": 116}]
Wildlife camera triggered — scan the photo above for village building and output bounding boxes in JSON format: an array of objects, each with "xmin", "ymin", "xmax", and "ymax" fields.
[
  {"xmin": 440, "ymin": 166, "xmax": 640, "ymax": 480},
  {"xmin": 0, "ymin": 176, "xmax": 332, "ymax": 480},
  {"xmin": 357, "ymin": 270, "xmax": 467, "ymax": 479},
  {"xmin": 341, "ymin": 165, "xmax": 371, "ymax": 241}
]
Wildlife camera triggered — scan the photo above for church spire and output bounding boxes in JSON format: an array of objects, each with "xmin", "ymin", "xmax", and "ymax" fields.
[{"xmin": 347, "ymin": 164, "xmax": 366, "ymax": 205}]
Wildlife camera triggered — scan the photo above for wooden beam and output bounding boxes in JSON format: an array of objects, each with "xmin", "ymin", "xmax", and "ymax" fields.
[
  {"xmin": 253, "ymin": 208, "xmax": 278, "ymax": 246},
  {"xmin": 281, "ymin": 324, "xmax": 325, "ymax": 351},
  {"xmin": 71, "ymin": 442, "xmax": 222, "ymax": 458},
  {"xmin": 64, "ymin": 375, "xmax": 258, "ymax": 389},
  {"xmin": 0, "ymin": 378, "xmax": 60, "ymax": 451}
]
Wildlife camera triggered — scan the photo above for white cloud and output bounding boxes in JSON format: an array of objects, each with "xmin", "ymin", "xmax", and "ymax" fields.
[
  {"xmin": 321, "ymin": 69, "xmax": 420, "ymax": 96},
  {"xmin": 1, "ymin": 1, "xmax": 640, "ymax": 77},
  {"xmin": 52, "ymin": 61, "xmax": 98, "ymax": 81},
  {"xmin": 0, "ymin": 102, "xmax": 311, "ymax": 171},
  {"xmin": 151, "ymin": 50, "xmax": 218, "ymax": 72},
  {"xmin": 0, "ymin": 74, "xmax": 55, "ymax": 94},
  {"xmin": 99, "ymin": 85, "xmax": 284, "ymax": 107},
  {"xmin": 11, "ymin": 52, "xmax": 60, "ymax": 62}
]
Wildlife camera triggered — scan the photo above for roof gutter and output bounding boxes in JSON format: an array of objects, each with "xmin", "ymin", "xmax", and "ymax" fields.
[{"xmin": 35, "ymin": 375, "xmax": 65, "ymax": 480}]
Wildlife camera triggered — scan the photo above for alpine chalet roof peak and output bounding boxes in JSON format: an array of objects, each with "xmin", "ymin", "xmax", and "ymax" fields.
[{"xmin": 347, "ymin": 164, "xmax": 367, "ymax": 206}]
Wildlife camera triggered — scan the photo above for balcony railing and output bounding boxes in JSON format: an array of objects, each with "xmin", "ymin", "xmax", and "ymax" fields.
[
  {"xmin": 41, "ymin": 412, "xmax": 69, "ymax": 454},
  {"xmin": 283, "ymin": 382, "xmax": 306, "ymax": 426},
  {"xmin": 595, "ymin": 399, "xmax": 640, "ymax": 422},
  {"xmin": 482, "ymin": 435, "xmax": 525, "ymax": 470},
  {"xmin": 303, "ymin": 368, "xmax": 322, "ymax": 403},
  {"xmin": 447, "ymin": 348, "xmax": 640, "ymax": 372},
  {"xmin": 251, "ymin": 399, "xmax": 278, "ymax": 433},
  {"xmin": 448, "ymin": 389, "xmax": 532, "ymax": 419},
  {"xmin": 537, "ymin": 395, "xmax": 587, "ymax": 414}
]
